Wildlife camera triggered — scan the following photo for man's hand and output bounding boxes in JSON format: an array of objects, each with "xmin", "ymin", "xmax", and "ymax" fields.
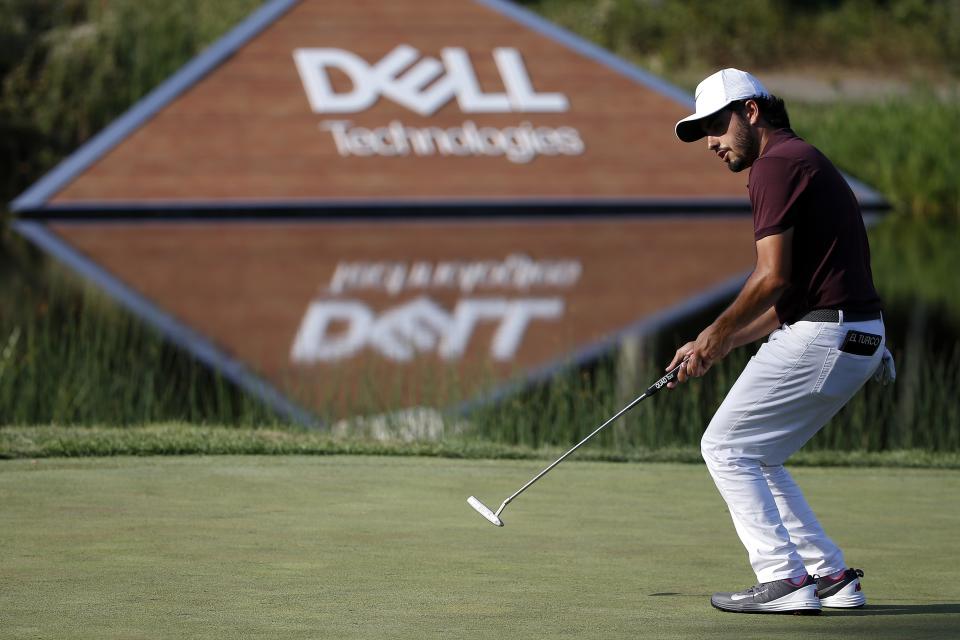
[
  {"xmin": 666, "ymin": 323, "xmax": 734, "ymax": 387},
  {"xmin": 664, "ymin": 230, "xmax": 793, "ymax": 388},
  {"xmin": 665, "ymin": 341, "xmax": 694, "ymax": 388},
  {"xmin": 687, "ymin": 322, "xmax": 734, "ymax": 377}
]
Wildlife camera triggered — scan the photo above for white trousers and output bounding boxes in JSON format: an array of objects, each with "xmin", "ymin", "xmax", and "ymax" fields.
[{"xmin": 701, "ymin": 316, "xmax": 884, "ymax": 582}]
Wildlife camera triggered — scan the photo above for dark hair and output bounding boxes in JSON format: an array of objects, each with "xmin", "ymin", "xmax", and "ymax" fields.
[{"xmin": 730, "ymin": 95, "xmax": 790, "ymax": 129}]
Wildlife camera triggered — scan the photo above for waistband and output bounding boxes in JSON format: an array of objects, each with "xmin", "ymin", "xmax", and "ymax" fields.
[{"xmin": 796, "ymin": 309, "xmax": 883, "ymax": 323}]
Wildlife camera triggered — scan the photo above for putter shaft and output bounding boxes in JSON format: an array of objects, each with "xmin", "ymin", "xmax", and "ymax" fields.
[{"xmin": 493, "ymin": 362, "xmax": 684, "ymax": 518}]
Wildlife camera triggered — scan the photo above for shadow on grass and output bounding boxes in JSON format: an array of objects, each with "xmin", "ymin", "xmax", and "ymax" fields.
[
  {"xmin": 823, "ymin": 603, "xmax": 960, "ymax": 616},
  {"xmin": 647, "ymin": 594, "xmax": 960, "ymax": 617}
]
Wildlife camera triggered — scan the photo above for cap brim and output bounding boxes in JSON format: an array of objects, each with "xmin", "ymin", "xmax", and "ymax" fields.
[{"xmin": 674, "ymin": 103, "xmax": 729, "ymax": 143}]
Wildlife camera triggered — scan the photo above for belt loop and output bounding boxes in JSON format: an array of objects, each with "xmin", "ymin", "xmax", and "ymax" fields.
[{"xmin": 838, "ymin": 310, "xmax": 845, "ymax": 325}]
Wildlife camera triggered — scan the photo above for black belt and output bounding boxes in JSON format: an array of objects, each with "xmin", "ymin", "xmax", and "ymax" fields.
[{"xmin": 797, "ymin": 309, "xmax": 882, "ymax": 323}]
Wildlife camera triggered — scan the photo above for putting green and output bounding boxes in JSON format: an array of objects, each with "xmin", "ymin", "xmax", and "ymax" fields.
[{"xmin": 1, "ymin": 456, "xmax": 958, "ymax": 639}]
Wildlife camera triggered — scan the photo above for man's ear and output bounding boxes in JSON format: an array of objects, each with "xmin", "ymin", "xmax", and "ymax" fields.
[{"xmin": 744, "ymin": 99, "xmax": 761, "ymax": 126}]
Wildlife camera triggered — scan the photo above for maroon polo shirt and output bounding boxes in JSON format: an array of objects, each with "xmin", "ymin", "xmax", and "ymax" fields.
[{"xmin": 749, "ymin": 128, "xmax": 882, "ymax": 324}]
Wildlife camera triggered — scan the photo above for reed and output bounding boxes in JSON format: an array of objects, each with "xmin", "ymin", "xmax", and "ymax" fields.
[
  {"xmin": 468, "ymin": 343, "xmax": 960, "ymax": 453},
  {"xmin": 0, "ymin": 263, "xmax": 277, "ymax": 426},
  {"xmin": 518, "ymin": 0, "xmax": 960, "ymax": 78},
  {"xmin": 791, "ymin": 95, "xmax": 960, "ymax": 222}
]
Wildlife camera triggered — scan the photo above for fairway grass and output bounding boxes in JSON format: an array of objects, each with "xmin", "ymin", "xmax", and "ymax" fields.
[{"xmin": 1, "ymin": 457, "xmax": 958, "ymax": 639}]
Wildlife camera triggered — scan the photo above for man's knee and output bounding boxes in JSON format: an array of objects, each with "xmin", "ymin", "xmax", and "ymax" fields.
[
  {"xmin": 701, "ymin": 423, "xmax": 764, "ymax": 474},
  {"xmin": 701, "ymin": 408, "xmax": 730, "ymax": 459},
  {"xmin": 701, "ymin": 429, "xmax": 722, "ymax": 468}
]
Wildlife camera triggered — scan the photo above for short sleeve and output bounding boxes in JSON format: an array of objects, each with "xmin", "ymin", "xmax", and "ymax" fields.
[{"xmin": 749, "ymin": 156, "xmax": 810, "ymax": 240}]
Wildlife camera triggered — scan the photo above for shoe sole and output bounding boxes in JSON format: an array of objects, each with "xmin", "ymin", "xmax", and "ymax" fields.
[
  {"xmin": 820, "ymin": 593, "xmax": 866, "ymax": 608},
  {"xmin": 712, "ymin": 585, "xmax": 822, "ymax": 615},
  {"xmin": 819, "ymin": 579, "xmax": 866, "ymax": 608},
  {"xmin": 712, "ymin": 601, "xmax": 822, "ymax": 615}
]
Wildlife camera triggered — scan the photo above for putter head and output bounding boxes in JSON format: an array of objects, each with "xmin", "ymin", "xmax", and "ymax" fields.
[{"xmin": 467, "ymin": 496, "xmax": 504, "ymax": 527}]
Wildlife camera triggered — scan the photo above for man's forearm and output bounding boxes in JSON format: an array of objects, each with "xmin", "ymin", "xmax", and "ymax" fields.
[
  {"xmin": 713, "ymin": 270, "xmax": 787, "ymax": 341},
  {"xmin": 729, "ymin": 306, "xmax": 781, "ymax": 349},
  {"xmin": 674, "ymin": 231, "xmax": 792, "ymax": 381}
]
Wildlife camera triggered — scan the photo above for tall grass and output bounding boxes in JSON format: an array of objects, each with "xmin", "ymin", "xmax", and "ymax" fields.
[
  {"xmin": 791, "ymin": 95, "xmax": 960, "ymax": 221},
  {"xmin": 519, "ymin": 0, "xmax": 960, "ymax": 77},
  {"xmin": 5, "ymin": 256, "xmax": 956, "ymax": 453},
  {"xmin": 468, "ymin": 342, "xmax": 960, "ymax": 453},
  {"xmin": 0, "ymin": 259, "xmax": 278, "ymax": 426},
  {"xmin": 0, "ymin": 0, "xmax": 275, "ymax": 424},
  {"xmin": 1, "ymin": 0, "xmax": 262, "ymax": 205}
]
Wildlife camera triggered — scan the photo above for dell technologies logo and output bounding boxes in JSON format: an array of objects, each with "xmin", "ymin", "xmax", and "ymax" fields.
[
  {"xmin": 293, "ymin": 45, "xmax": 584, "ymax": 163},
  {"xmin": 293, "ymin": 45, "xmax": 568, "ymax": 116}
]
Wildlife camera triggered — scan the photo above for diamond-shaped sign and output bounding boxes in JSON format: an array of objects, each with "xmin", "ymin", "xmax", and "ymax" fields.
[{"xmin": 12, "ymin": 0, "xmax": 884, "ymax": 423}]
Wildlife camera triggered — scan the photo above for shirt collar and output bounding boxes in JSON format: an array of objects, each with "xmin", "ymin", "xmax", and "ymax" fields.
[{"xmin": 760, "ymin": 127, "xmax": 798, "ymax": 158}]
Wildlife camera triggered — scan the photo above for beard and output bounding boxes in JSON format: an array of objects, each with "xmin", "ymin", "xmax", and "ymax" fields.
[{"xmin": 726, "ymin": 120, "xmax": 761, "ymax": 173}]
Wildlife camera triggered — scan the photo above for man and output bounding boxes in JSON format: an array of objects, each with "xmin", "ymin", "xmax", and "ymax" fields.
[{"xmin": 669, "ymin": 68, "xmax": 893, "ymax": 614}]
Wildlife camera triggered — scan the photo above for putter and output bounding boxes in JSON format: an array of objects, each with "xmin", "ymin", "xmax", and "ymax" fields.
[{"xmin": 468, "ymin": 362, "xmax": 685, "ymax": 527}]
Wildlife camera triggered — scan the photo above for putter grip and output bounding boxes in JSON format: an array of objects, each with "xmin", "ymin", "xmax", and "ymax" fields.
[{"xmin": 645, "ymin": 363, "xmax": 683, "ymax": 396}]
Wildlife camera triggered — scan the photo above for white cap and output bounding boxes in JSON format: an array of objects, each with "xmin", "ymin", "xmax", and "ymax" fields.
[{"xmin": 675, "ymin": 68, "xmax": 770, "ymax": 142}]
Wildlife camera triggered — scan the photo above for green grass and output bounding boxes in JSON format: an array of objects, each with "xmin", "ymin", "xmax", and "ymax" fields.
[
  {"xmin": 2, "ymin": 260, "xmax": 958, "ymax": 449},
  {"xmin": 0, "ymin": 264, "xmax": 279, "ymax": 426},
  {"xmin": 1, "ymin": 456, "xmax": 958, "ymax": 639},
  {"xmin": 3, "ymin": 425, "xmax": 960, "ymax": 469},
  {"xmin": 1, "ymin": 0, "xmax": 264, "ymax": 204},
  {"xmin": 792, "ymin": 95, "xmax": 960, "ymax": 221},
  {"xmin": 520, "ymin": 0, "xmax": 960, "ymax": 78}
]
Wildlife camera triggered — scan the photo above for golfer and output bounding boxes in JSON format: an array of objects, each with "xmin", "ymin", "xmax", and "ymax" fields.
[{"xmin": 669, "ymin": 68, "xmax": 892, "ymax": 614}]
